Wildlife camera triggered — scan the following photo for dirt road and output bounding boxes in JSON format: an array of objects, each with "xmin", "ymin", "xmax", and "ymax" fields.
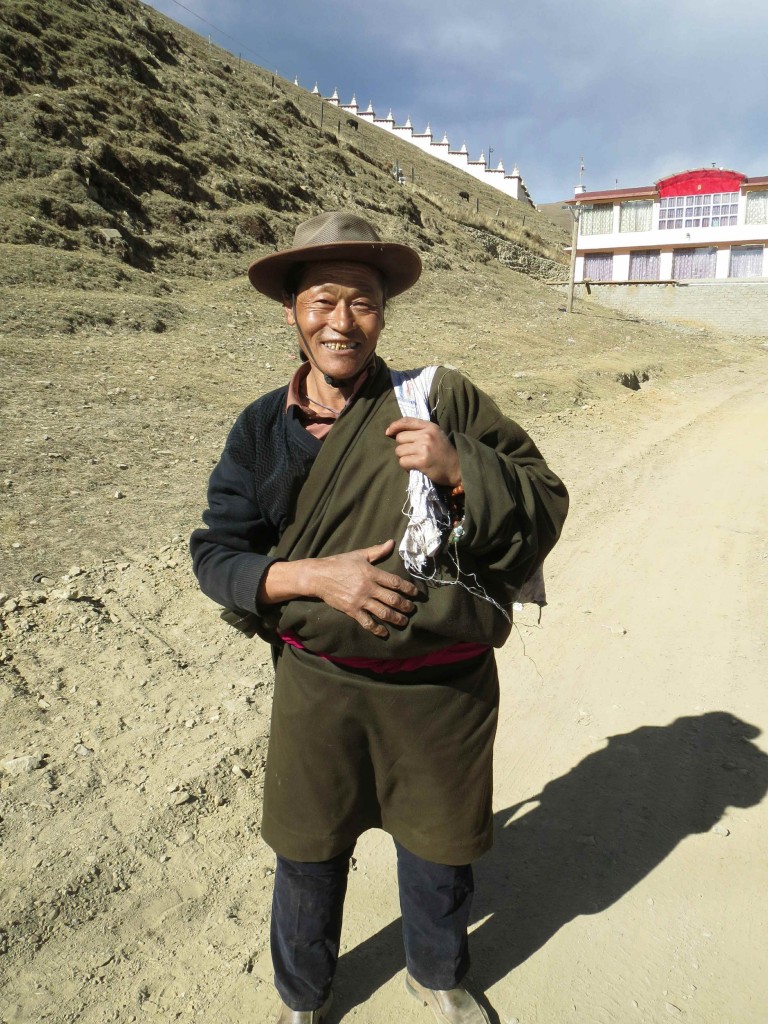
[{"xmin": 1, "ymin": 364, "xmax": 767, "ymax": 1024}]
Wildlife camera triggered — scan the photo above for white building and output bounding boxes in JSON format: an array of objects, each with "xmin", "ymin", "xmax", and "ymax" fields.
[
  {"xmin": 298, "ymin": 83, "xmax": 534, "ymax": 205},
  {"xmin": 566, "ymin": 168, "xmax": 768, "ymax": 283}
]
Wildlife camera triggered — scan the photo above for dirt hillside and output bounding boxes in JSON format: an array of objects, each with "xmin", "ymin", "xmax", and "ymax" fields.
[{"xmin": 2, "ymin": 2, "xmax": 768, "ymax": 1022}]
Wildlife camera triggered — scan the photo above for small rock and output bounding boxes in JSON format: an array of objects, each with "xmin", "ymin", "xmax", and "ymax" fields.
[
  {"xmin": 185, "ymin": 719, "xmax": 196, "ymax": 729},
  {"xmin": 68, "ymin": 566, "xmax": 84, "ymax": 578},
  {"xmin": 114, "ymin": 490, "xmax": 125, "ymax": 500},
  {"xmin": 3, "ymin": 754, "xmax": 42, "ymax": 775},
  {"xmin": 710, "ymin": 823, "xmax": 730, "ymax": 837},
  {"xmin": 11, "ymin": 542, "xmax": 21, "ymax": 550},
  {"xmin": 231, "ymin": 764, "xmax": 250, "ymax": 779},
  {"xmin": 75, "ymin": 743, "xmax": 94, "ymax": 757},
  {"xmin": 171, "ymin": 790, "xmax": 193, "ymax": 806},
  {"xmin": 665, "ymin": 1003, "xmax": 683, "ymax": 1016}
]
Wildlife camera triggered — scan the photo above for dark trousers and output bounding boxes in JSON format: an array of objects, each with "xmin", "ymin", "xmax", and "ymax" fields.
[{"xmin": 271, "ymin": 840, "xmax": 474, "ymax": 1011}]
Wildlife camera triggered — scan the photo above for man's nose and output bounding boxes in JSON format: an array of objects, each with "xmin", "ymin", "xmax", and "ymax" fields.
[{"xmin": 328, "ymin": 301, "xmax": 354, "ymax": 331}]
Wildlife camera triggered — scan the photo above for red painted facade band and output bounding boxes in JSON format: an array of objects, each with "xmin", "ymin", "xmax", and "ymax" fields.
[{"xmin": 657, "ymin": 169, "xmax": 745, "ymax": 197}]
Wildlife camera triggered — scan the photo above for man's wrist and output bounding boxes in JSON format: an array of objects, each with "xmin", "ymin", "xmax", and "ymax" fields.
[{"xmin": 258, "ymin": 559, "xmax": 316, "ymax": 605}]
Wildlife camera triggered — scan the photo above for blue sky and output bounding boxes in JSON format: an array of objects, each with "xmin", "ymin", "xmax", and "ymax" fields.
[{"xmin": 142, "ymin": 0, "xmax": 768, "ymax": 205}]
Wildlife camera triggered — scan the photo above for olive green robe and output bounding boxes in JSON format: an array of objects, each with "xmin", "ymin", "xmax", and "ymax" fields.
[{"xmin": 261, "ymin": 360, "xmax": 568, "ymax": 863}]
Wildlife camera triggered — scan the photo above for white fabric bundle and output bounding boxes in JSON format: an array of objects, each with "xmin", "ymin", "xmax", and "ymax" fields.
[
  {"xmin": 390, "ymin": 366, "xmax": 449, "ymax": 573},
  {"xmin": 389, "ymin": 366, "xmax": 547, "ymax": 610}
]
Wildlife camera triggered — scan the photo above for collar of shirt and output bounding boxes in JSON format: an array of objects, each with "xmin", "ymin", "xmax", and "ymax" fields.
[{"xmin": 286, "ymin": 360, "xmax": 374, "ymax": 440}]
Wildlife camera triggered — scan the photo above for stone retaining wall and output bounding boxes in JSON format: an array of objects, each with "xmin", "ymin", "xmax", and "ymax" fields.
[{"xmin": 575, "ymin": 280, "xmax": 768, "ymax": 336}]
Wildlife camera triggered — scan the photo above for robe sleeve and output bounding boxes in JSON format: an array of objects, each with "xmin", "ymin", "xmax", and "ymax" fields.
[
  {"xmin": 434, "ymin": 369, "xmax": 569, "ymax": 587},
  {"xmin": 189, "ymin": 414, "xmax": 281, "ymax": 617}
]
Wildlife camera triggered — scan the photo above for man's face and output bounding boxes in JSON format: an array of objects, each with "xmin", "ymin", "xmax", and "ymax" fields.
[{"xmin": 283, "ymin": 261, "xmax": 385, "ymax": 384}]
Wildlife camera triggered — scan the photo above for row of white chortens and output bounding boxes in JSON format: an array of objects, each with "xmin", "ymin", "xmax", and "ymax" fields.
[{"xmin": 296, "ymin": 80, "xmax": 534, "ymax": 206}]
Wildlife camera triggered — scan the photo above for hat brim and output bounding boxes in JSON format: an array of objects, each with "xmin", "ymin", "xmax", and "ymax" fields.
[{"xmin": 247, "ymin": 240, "xmax": 422, "ymax": 301}]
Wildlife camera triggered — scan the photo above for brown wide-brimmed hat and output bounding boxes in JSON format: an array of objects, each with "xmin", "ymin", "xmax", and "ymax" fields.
[{"xmin": 247, "ymin": 211, "xmax": 422, "ymax": 301}]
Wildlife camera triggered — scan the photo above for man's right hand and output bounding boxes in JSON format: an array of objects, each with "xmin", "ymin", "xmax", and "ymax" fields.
[{"xmin": 257, "ymin": 538, "xmax": 418, "ymax": 638}]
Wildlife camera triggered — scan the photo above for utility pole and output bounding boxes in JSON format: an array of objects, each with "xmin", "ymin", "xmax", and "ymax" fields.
[{"xmin": 565, "ymin": 204, "xmax": 581, "ymax": 314}]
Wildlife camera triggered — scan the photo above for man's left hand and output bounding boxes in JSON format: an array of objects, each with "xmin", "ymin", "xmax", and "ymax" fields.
[{"xmin": 385, "ymin": 417, "xmax": 462, "ymax": 487}]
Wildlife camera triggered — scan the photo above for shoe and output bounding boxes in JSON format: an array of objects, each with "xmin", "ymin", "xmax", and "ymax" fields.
[
  {"xmin": 405, "ymin": 973, "xmax": 491, "ymax": 1024},
  {"xmin": 275, "ymin": 991, "xmax": 332, "ymax": 1023}
]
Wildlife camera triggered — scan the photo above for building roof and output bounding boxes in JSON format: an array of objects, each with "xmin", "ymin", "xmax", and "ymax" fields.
[
  {"xmin": 566, "ymin": 167, "xmax": 768, "ymax": 204},
  {"xmin": 565, "ymin": 185, "xmax": 656, "ymax": 204}
]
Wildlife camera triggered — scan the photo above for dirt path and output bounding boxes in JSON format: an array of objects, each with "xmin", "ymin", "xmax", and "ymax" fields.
[
  {"xmin": 482, "ymin": 370, "xmax": 768, "ymax": 1024},
  {"xmin": 2, "ymin": 364, "xmax": 767, "ymax": 1024}
]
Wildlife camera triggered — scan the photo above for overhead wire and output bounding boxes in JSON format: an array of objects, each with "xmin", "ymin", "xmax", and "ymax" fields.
[{"xmin": 141, "ymin": 0, "xmax": 273, "ymax": 68}]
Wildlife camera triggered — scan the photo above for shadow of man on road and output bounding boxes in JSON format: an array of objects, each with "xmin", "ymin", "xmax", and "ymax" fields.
[{"xmin": 334, "ymin": 711, "xmax": 768, "ymax": 1021}]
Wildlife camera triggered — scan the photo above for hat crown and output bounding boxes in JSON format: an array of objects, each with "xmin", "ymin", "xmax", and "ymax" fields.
[{"xmin": 293, "ymin": 211, "xmax": 382, "ymax": 250}]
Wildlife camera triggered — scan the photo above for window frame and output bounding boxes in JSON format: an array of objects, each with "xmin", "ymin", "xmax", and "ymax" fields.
[
  {"xmin": 729, "ymin": 244, "xmax": 764, "ymax": 278},
  {"xmin": 583, "ymin": 251, "xmax": 614, "ymax": 282},
  {"xmin": 628, "ymin": 249, "xmax": 661, "ymax": 281},
  {"xmin": 659, "ymin": 192, "xmax": 739, "ymax": 230}
]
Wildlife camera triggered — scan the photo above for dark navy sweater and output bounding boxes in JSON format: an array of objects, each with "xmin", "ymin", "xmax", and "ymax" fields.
[{"xmin": 190, "ymin": 386, "xmax": 322, "ymax": 615}]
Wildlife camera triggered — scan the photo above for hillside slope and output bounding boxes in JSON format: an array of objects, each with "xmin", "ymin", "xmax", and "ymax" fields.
[
  {"xmin": 0, "ymin": 0, "xmax": 563, "ymax": 317},
  {"xmin": 1, "ymin": 0, "xmax": 765, "ymax": 589}
]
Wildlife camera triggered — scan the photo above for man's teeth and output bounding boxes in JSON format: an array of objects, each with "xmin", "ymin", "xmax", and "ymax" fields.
[{"xmin": 323, "ymin": 342, "xmax": 357, "ymax": 350}]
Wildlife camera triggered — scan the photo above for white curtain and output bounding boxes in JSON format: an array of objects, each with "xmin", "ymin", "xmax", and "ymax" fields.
[
  {"xmin": 629, "ymin": 249, "xmax": 660, "ymax": 280},
  {"xmin": 584, "ymin": 252, "xmax": 613, "ymax": 281},
  {"xmin": 580, "ymin": 204, "xmax": 614, "ymax": 235},
  {"xmin": 729, "ymin": 245, "xmax": 764, "ymax": 278},
  {"xmin": 620, "ymin": 201, "xmax": 653, "ymax": 232},
  {"xmin": 672, "ymin": 247, "xmax": 717, "ymax": 280},
  {"xmin": 745, "ymin": 192, "xmax": 768, "ymax": 225}
]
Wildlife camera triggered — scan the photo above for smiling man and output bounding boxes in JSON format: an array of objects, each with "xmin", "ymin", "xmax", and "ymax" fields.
[{"xmin": 190, "ymin": 212, "xmax": 569, "ymax": 1024}]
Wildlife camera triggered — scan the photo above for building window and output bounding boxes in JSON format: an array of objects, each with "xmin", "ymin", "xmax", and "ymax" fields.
[
  {"xmin": 580, "ymin": 204, "xmax": 614, "ymax": 235},
  {"xmin": 672, "ymin": 247, "xmax": 717, "ymax": 279},
  {"xmin": 620, "ymin": 200, "xmax": 653, "ymax": 232},
  {"xmin": 629, "ymin": 249, "xmax": 661, "ymax": 280},
  {"xmin": 745, "ymin": 191, "xmax": 768, "ymax": 225},
  {"xmin": 659, "ymin": 192, "xmax": 739, "ymax": 229},
  {"xmin": 729, "ymin": 245, "xmax": 763, "ymax": 278},
  {"xmin": 583, "ymin": 252, "xmax": 613, "ymax": 281}
]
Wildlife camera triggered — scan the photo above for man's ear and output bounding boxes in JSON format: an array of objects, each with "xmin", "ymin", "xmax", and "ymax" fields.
[{"xmin": 282, "ymin": 293, "xmax": 295, "ymax": 326}]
